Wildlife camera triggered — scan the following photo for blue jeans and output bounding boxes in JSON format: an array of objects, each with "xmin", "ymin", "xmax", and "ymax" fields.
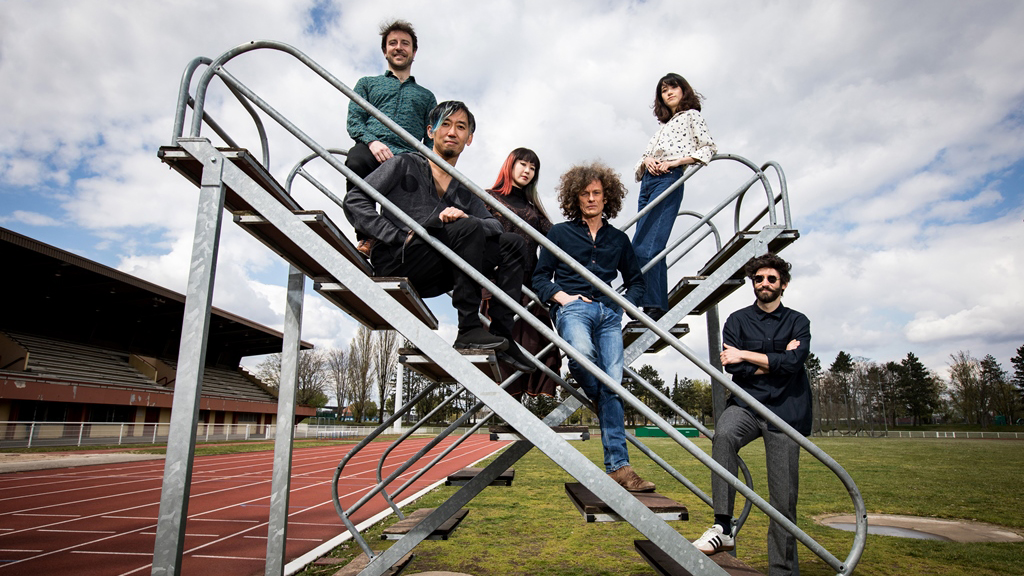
[
  {"xmin": 553, "ymin": 300, "xmax": 629, "ymax": 473},
  {"xmin": 632, "ymin": 168, "xmax": 685, "ymax": 311}
]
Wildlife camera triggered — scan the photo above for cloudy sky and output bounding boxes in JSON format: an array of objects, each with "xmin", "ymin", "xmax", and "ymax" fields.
[{"xmin": 2, "ymin": 0, "xmax": 1023, "ymax": 386}]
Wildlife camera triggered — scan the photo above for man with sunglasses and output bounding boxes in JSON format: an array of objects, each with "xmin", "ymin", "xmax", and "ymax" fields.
[{"xmin": 693, "ymin": 252, "xmax": 812, "ymax": 576}]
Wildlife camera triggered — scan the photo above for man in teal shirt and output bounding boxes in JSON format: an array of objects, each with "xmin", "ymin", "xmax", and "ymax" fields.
[{"xmin": 346, "ymin": 19, "xmax": 437, "ymax": 254}]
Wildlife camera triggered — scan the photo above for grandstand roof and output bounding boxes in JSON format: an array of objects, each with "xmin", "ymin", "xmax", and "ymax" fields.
[{"xmin": 1, "ymin": 227, "xmax": 311, "ymax": 367}]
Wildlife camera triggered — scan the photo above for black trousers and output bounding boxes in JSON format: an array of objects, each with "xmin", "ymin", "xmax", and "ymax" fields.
[
  {"xmin": 344, "ymin": 142, "xmax": 381, "ymax": 191},
  {"xmin": 371, "ymin": 217, "xmax": 526, "ymax": 336},
  {"xmin": 345, "ymin": 142, "xmax": 381, "ymax": 241}
]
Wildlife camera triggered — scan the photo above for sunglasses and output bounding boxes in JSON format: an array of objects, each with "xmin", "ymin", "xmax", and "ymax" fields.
[{"xmin": 753, "ymin": 275, "xmax": 779, "ymax": 285}]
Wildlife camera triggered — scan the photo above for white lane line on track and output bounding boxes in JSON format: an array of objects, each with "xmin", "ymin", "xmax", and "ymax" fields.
[
  {"xmin": 69, "ymin": 551, "xmax": 152, "ymax": 556},
  {"xmin": 190, "ymin": 554, "xmax": 264, "ymax": 560},
  {"xmin": 12, "ymin": 513, "xmax": 80, "ymax": 517},
  {"xmin": 137, "ymin": 532, "xmax": 220, "ymax": 537},
  {"xmin": 243, "ymin": 535, "xmax": 323, "ymax": 542},
  {"xmin": 0, "ymin": 549, "xmax": 43, "ymax": 552},
  {"xmin": 37, "ymin": 529, "xmax": 116, "ymax": 534}
]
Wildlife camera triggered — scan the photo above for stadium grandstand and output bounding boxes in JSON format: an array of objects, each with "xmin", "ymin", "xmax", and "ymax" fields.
[{"xmin": 0, "ymin": 227, "xmax": 314, "ymax": 447}]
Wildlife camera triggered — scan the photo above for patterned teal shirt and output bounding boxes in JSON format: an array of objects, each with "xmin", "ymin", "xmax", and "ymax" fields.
[{"xmin": 347, "ymin": 70, "xmax": 437, "ymax": 155}]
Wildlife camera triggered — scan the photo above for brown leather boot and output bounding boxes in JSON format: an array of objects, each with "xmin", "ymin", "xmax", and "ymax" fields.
[
  {"xmin": 608, "ymin": 465, "xmax": 655, "ymax": 492},
  {"xmin": 356, "ymin": 238, "xmax": 374, "ymax": 258}
]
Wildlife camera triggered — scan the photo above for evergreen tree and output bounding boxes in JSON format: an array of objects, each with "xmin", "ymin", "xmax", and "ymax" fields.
[
  {"xmin": 981, "ymin": 354, "xmax": 1017, "ymax": 425},
  {"xmin": 1012, "ymin": 344, "xmax": 1024, "ymax": 407},
  {"xmin": 631, "ymin": 364, "xmax": 665, "ymax": 425},
  {"xmin": 829, "ymin": 351, "xmax": 855, "ymax": 432},
  {"xmin": 805, "ymin": 352, "xmax": 823, "ymax": 432},
  {"xmin": 899, "ymin": 352, "xmax": 940, "ymax": 425}
]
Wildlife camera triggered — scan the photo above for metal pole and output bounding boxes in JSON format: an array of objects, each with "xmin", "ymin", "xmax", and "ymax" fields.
[
  {"xmin": 265, "ymin": 266, "xmax": 305, "ymax": 575},
  {"xmin": 707, "ymin": 304, "xmax": 727, "ymax": 425},
  {"xmin": 151, "ymin": 149, "xmax": 225, "ymax": 576},
  {"xmin": 393, "ymin": 364, "xmax": 404, "ymax": 434}
]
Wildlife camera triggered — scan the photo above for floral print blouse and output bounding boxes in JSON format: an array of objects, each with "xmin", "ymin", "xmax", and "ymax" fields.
[{"xmin": 633, "ymin": 108, "xmax": 717, "ymax": 181}]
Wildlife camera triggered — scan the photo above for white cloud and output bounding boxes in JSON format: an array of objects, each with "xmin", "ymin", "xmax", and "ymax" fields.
[
  {"xmin": 5, "ymin": 210, "xmax": 62, "ymax": 226},
  {"xmin": 2, "ymin": 0, "xmax": 1024, "ymax": 384}
]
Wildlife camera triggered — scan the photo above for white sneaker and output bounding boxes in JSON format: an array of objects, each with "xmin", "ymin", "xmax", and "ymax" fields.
[{"xmin": 694, "ymin": 524, "xmax": 734, "ymax": 554}]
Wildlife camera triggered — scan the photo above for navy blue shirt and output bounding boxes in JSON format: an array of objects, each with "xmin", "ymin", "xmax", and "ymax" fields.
[
  {"xmin": 532, "ymin": 219, "xmax": 645, "ymax": 314},
  {"xmin": 722, "ymin": 301, "xmax": 813, "ymax": 435}
]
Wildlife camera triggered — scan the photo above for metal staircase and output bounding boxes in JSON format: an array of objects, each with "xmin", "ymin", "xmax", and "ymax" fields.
[{"xmin": 151, "ymin": 40, "xmax": 866, "ymax": 576}]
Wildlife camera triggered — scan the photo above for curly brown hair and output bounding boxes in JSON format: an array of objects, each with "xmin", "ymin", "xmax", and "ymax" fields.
[
  {"xmin": 556, "ymin": 161, "xmax": 628, "ymax": 220},
  {"xmin": 744, "ymin": 253, "xmax": 792, "ymax": 285}
]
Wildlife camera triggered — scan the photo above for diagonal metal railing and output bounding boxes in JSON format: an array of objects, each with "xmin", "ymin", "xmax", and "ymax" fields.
[{"xmin": 155, "ymin": 39, "xmax": 866, "ymax": 576}]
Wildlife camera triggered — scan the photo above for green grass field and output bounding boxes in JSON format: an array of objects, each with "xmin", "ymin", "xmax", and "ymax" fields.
[{"xmin": 298, "ymin": 436, "xmax": 1024, "ymax": 576}]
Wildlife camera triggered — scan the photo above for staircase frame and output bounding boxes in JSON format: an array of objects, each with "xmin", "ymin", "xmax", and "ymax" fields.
[{"xmin": 152, "ymin": 40, "xmax": 867, "ymax": 576}]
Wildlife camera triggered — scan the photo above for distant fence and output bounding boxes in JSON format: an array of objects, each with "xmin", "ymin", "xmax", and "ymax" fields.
[
  {"xmin": 0, "ymin": 421, "xmax": 488, "ymax": 449},
  {"xmin": 814, "ymin": 429, "xmax": 1024, "ymax": 439}
]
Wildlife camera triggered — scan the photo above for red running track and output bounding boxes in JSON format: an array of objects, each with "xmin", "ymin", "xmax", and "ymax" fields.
[{"xmin": 0, "ymin": 435, "xmax": 508, "ymax": 575}]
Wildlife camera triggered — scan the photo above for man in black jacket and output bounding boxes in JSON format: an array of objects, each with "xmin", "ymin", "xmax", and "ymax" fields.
[
  {"xmin": 694, "ymin": 252, "xmax": 811, "ymax": 576},
  {"xmin": 344, "ymin": 101, "xmax": 534, "ymax": 372}
]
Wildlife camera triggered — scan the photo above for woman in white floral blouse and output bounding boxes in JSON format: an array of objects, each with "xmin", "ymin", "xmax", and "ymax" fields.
[{"xmin": 631, "ymin": 73, "xmax": 717, "ymax": 320}]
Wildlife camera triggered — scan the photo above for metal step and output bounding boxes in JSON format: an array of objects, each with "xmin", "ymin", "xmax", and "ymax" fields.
[
  {"xmin": 380, "ymin": 507, "xmax": 469, "ymax": 541},
  {"xmin": 622, "ymin": 321, "xmax": 690, "ymax": 353},
  {"xmin": 398, "ymin": 347, "xmax": 500, "ymax": 382},
  {"xmin": 564, "ymin": 483, "xmax": 688, "ymax": 523},
  {"xmin": 489, "ymin": 425, "xmax": 590, "ymax": 442},
  {"xmin": 157, "ymin": 146, "xmax": 300, "ymax": 212},
  {"xmin": 319, "ymin": 279, "xmax": 439, "ymax": 331},
  {"xmin": 635, "ymin": 539, "xmax": 764, "ymax": 575},
  {"xmin": 445, "ymin": 467, "xmax": 515, "ymax": 487},
  {"xmin": 667, "ymin": 276, "xmax": 744, "ymax": 315},
  {"xmin": 324, "ymin": 550, "xmax": 414, "ymax": 575},
  {"xmin": 698, "ymin": 230, "xmax": 799, "ymax": 279},
  {"xmin": 233, "ymin": 210, "xmax": 371, "ymax": 277}
]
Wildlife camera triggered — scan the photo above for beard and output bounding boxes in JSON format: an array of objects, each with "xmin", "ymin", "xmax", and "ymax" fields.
[
  {"xmin": 386, "ymin": 53, "xmax": 411, "ymax": 71},
  {"xmin": 756, "ymin": 284, "xmax": 782, "ymax": 303}
]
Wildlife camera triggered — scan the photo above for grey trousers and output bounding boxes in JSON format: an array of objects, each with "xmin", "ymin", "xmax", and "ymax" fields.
[{"xmin": 712, "ymin": 404, "xmax": 800, "ymax": 576}]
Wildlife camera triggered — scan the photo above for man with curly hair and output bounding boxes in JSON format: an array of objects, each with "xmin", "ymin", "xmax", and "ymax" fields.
[
  {"xmin": 693, "ymin": 252, "xmax": 811, "ymax": 576},
  {"xmin": 532, "ymin": 161, "xmax": 653, "ymax": 492}
]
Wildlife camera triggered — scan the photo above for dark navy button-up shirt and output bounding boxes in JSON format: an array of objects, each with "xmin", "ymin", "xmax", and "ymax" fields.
[
  {"xmin": 532, "ymin": 219, "xmax": 645, "ymax": 315},
  {"xmin": 722, "ymin": 301, "xmax": 813, "ymax": 435}
]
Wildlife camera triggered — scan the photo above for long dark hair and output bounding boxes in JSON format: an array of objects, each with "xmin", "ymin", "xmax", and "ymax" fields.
[{"xmin": 653, "ymin": 73, "xmax": 704, "ymax": 124}]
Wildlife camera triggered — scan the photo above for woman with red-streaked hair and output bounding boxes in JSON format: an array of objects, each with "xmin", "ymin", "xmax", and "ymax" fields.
[{"xmin": 482, "ymin": 147, "xmax": 560, "ymax": 397}]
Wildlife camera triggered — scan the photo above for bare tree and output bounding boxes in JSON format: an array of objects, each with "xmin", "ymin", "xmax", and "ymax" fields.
[
  {"xmin": 372, "ymin": 330, "xmax": 399, "ymax": 424},
  {"xmin": 254, "ymin": 349, "xmax": 330, "ymax": 407},
  {"xmin": 948, "ymin": 350, "xmax": 985, "ymax": 425},
  {"xmin": 326, "ymin": 347, "xmax": 349, "ymax": 418},
  {"xmin": 347, "ymin": 325, "xmax": 375, "ymax": 423}
]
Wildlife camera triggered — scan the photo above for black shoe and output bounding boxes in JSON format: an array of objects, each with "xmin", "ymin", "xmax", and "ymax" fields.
[
  {"xmin": 454, "ymin": 327, "xmax": 508, "ymax": 351},
  {"xmin": 643, "ymin": 307, "xmax": 666, "ymax": 321},
  {"xmin": 498, "ymin": 342, "xmax": 537, "ymax": 373}
]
